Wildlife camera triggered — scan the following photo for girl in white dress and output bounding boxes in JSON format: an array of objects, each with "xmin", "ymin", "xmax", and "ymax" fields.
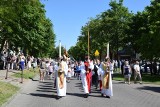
[{"xmin": 67, "ymin": 64, "xmax": 72, "ymax": 83}]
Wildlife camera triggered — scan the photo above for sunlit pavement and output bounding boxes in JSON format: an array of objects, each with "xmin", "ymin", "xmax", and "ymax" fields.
[{"xmin": 4, "ymin": 75, "xmax": 160, "ymax": 107}]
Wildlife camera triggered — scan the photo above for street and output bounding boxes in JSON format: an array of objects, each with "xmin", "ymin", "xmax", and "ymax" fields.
[{"xmin": 4, "ymin": 75, "xmax": 160, "ymax": 107}]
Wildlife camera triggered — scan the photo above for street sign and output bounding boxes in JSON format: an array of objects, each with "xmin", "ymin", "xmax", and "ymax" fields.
[{"xmin": 94, "ymin": 50, "xmax": 99, "ymax": 56}]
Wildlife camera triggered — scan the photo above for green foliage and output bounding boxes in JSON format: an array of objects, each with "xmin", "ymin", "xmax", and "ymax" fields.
[
  {"xmin": 139, "ymin": 0, "xmax": 160, "ymax": 59},
  {"xmin": 69, "ymin": 0, "xmax": 160, "ymax": 61},
  {"xmin": 126, "ymin": 0, "xmax": 160, "ymax": 60},
  {"xmin": 69, "ymin": 0, "xmax": 132, "ymax": 60},
  {"xmin": 0, "ymin": 0, "xmax": 56, "ymax": 57}
]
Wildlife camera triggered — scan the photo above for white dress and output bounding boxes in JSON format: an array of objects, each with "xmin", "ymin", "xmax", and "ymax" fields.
[
  {"xmin": 67, "ymin": 67, "xmax": 72, "ymax": 77},
  {"xmin": 27, "ymin": 60, "xmax": 32, "ymax": 68},
  {"xmin": 80, "ymin": 69, "xmax": 89, "ymax": 94},
  {"xmin": 80, "ymin": 63, "xmax": 89, "ymax": 94}
]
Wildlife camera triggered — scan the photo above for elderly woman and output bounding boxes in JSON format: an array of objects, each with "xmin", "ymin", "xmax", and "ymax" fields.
[{"xmin": 123, "ymin": 60, "xmax": 132, "ymax": 84}]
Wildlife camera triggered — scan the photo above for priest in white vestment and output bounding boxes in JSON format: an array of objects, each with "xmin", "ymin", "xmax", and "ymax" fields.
[
  {"xmin": 98, "ymin": 59, "xmax": 113, "ymax": 98},
  {"xmin": 56, "ymin": 56, "xmax": 68, "ymax": 99}
]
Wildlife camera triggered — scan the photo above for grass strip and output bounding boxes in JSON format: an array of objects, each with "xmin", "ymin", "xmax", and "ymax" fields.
[
  {"xmin": 0, "ymin": 81, "xmax": 19, "ymax": 106},
  {"xmin": 12, "ymin": 68, "xmax": 39, "ymax": 79},
  {"xmin": 113, "ymin": 73, "xmax": 160, "ymax": 85}
]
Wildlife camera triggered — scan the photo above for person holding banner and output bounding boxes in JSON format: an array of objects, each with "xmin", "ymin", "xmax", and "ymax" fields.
[
  {"xmin": 56, "ymin": 55, "xmax": 68, "ymax": 99},
  {"xmin": 80, "ymin": 57, "xmax": 94, "ymax": 98}
]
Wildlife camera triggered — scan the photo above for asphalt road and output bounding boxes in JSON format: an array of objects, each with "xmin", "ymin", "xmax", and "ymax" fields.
[{"xmin": 4, "ymin": 75, "xmax": 160, "ymax": 107}]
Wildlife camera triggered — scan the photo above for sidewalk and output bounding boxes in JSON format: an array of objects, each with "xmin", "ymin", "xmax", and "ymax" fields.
[
  {"xmin": 0, "ymin": 69, "xmax": 29, "ymax": 88},
  {"xmin": 0, "ymin": 69, "xmax": 34, "ymax": 107}
]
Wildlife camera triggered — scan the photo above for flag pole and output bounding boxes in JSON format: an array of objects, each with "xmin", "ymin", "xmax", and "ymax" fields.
[
  {"xmin": 88, "ymin": 26, "xmax": 90, "ymax": 60},
  {"xmin": 107, "ymin": 42, "xmax": 109, "ymax": 58},
  {"xmin": 59, "ymin": 40, "xmax": 61, "ymax": 58}
]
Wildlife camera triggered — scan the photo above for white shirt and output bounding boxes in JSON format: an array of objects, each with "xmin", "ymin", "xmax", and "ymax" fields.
[
  {"xmin": 20, "ymin": 55, "xmax": 25, "ymax": 62},
  {"xmin": 134, "ymin": 64, "xmax": 140, "ymax": 72},
  {"xmin": 110, "ymin": 63, "xmax": 114, "ymax": 71}
]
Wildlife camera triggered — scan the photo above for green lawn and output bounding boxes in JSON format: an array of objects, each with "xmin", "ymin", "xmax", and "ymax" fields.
[
  {"xmin": 12, "ymin": 68, "xmax": 39, "ymax": 79},
  {"xmin": 0, "ymin": 68, "xmax": 39, "ymax": 106},
  {"xmin": 0, "ymin": 81, "xmax": 19, "ymax": 106},
  {"xmin": 113, "ymin": 73, "xmax": 160, "ymax": 85}
]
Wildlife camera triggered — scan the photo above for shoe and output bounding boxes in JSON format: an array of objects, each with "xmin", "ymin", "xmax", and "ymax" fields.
[
  {"xmin": 84, "ymin": 94, "xmax": 89, "ymax": 98},
  {"xmin": 56, "ymin": 96, "xmax": 62, "ymax": 100},
  {"xmin": 105, "ymin": 96, "xmax": 110, "ymax": 98},
  {"xmin": 101, "ymin": 93, "xmax": 104, "ymax": 97}
]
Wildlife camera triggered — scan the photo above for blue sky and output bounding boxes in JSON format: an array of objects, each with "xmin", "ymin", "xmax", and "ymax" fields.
[{"xmin": 41, "ymin": 0, "xmax": 151, "ymax": 50}]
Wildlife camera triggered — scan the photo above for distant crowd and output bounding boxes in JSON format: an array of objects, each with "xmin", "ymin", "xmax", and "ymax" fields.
[
  {"xmin": 1, "ymin": 49, "xmax": 160, "ymax": 99},
  {"xmin": 0, "ymin": 50, "xmax": 39, "ymax": 71}
]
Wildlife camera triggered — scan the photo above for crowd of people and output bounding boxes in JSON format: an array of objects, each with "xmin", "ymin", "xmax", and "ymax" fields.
[
  {"xmin": 37, "ymin": 54, "xmax": 114, "ymax": 99},
  {"xmin": 35, "ymin": 53, "xmax": 147, "ymax": 100},
  {"xmin": 0, "ymin": 50, "xmax": 39, "ymax": 71},
  {"xmin": 1, "ymin": 50, "xmax": 146, "ymax": 99}
]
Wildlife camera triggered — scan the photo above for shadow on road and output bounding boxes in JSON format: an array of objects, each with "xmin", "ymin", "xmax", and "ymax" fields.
[
  {"xmin": 137, "ymin": 86, "xmax": 160, "ymax": 93},
  {"xmin": 30, "ymin": 80, "xmax": 58, "ymax": 99},
  {"xmin": 29, "ymin": 77, "xmax": 39, "ymax": 81},
  {"xmin": 66, "ymin": 92, "xmax": 84, "ymax": 98},
  {"xmin": 36, "ymin": 89, "xmax": 56, "ymax": 93},
  {"xmin": 30, "ymin": 93, "xmax": 57, "ymax": 99}
]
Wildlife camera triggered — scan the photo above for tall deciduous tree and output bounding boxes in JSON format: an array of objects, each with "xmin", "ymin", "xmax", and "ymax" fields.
[
  {"xmin": 69, "ymin": 0, "xmax": 132, "ymax": 60},
  {"xmin": 0, "ymin": 0, "xmax": 56, "ymax": 57},
  {"xmin": 139, "ymin": 0, "xmax": 160, "ymax": 59}
]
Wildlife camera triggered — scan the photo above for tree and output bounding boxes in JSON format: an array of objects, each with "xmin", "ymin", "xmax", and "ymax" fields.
[
  {"xmin": 0, "ymin": 0, "xmax": 56, "ymax": 57},
  {"xmin": 69, "ymin": 0, "xmax": 132, "ymax": 60},
  {"xmin": 139, "ymin": 0, "xmax": 160, "ymax": 59}
]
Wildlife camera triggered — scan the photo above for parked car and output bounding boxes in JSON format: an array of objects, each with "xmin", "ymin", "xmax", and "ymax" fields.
[
  {"xmin": 140, "ymin": 62, "xmax": 159, "ymax": 73},
  {"xmin": 140, "ymin": 64, "xmax": 150, "ymax": 73}
]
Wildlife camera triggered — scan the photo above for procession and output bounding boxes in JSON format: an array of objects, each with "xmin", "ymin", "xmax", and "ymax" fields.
[
  {"xmin": 38, "ymin": 50, "xmax": 113, "ymax": 100},
  {"xmin": 1, "ymin": 0, "xmax": 160, "ymax": 107}
]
